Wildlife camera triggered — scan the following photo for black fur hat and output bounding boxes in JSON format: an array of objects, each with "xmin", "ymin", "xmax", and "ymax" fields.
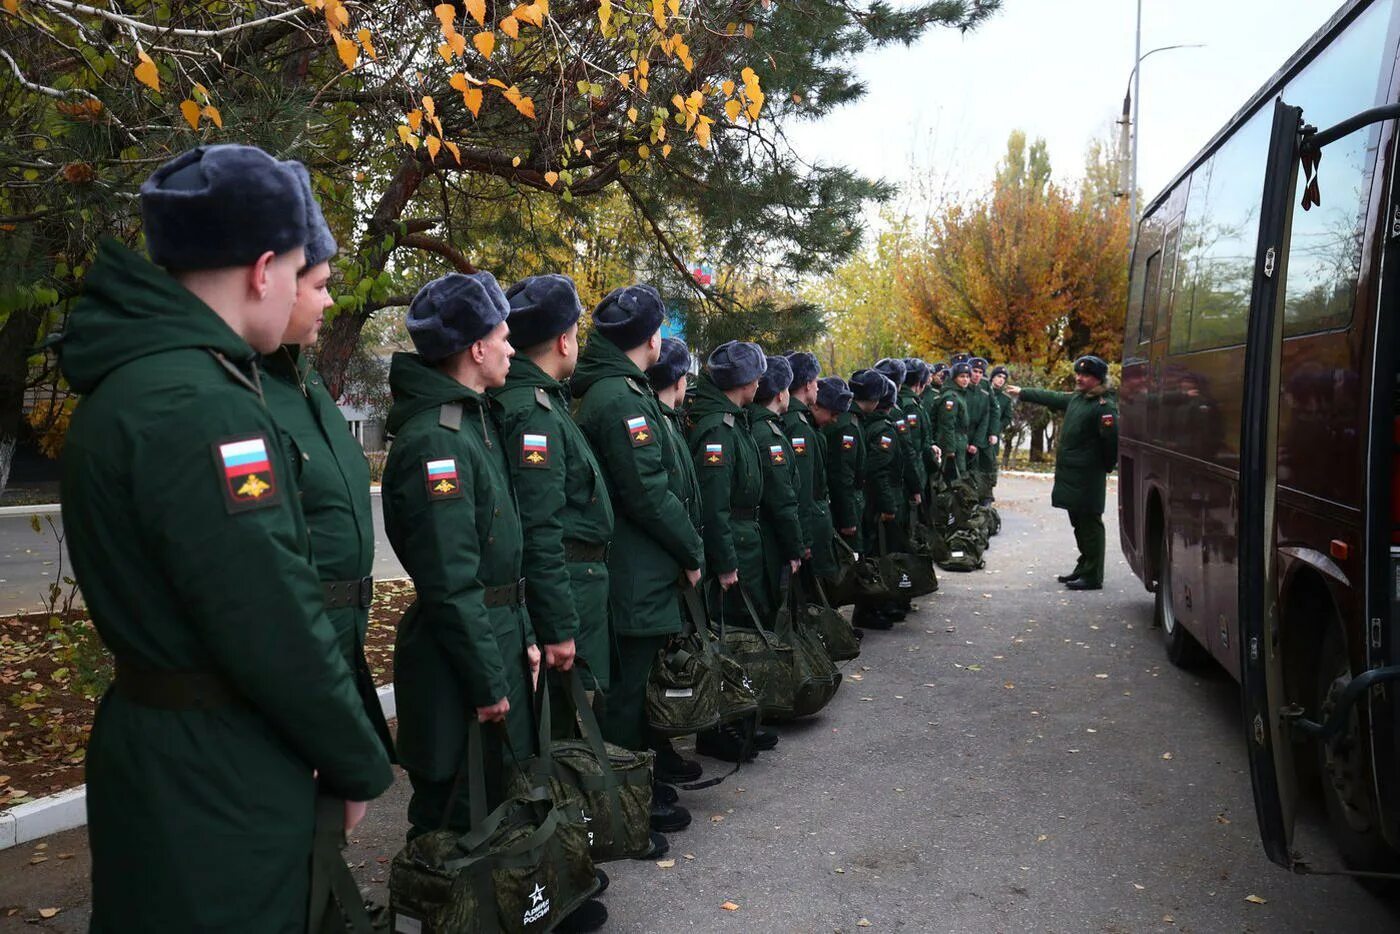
[
  {"xmin": 592, "ymin": 284, "xmax": 665, "ymax": 351},
  {"xmin": 506, "ymin": 274, "xmax": 582, "ymax": 349},
  {"xmin": 406, "ymin": 271, "xmax": 510, "ymax": 363}
]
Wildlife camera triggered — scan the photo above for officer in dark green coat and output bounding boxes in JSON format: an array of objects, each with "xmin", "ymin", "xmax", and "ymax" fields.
[
  {"xmin": 784, "ymin": 352, "xmax": 838, "ymax": 579},
  {"xmin": 937, "ymin": 363, "xmax": 974, "ymax": 480},
  {"xmin": 964, "ymin": 357, "xmax": 994, "ymax": 494},
  {"xmin": 850, "ymin": 369, "xmax": 902, "ymax": 628},
  {"xmin": 59, "ymin": 145, "xmax": 393, "ymax": 932},
  {"xmin": 820, "ymin": 377, "xmax": 864, "ymax": 552},
  {"xmin": 382, "ymin": 272, "xmax": 539, "ymax": 838},
  {"xmin": 573, "ymin": 286, "xmax": 703, "ymax": 842},
  {"xmin": 647, "ymin": 338, "xmax": 703, "ymax": 540},
  {"xmin": 748, "ymin": 354, "xmax": 805, "ymax": 618},
  {"xmin": 263, "ymin": 167, "xmax": 394, "ymax": 761},
  {"xmin": 1008, "ymin": 355, "xmax": 1120, "ymax": 590},
  {"xmin": 490, "ymin": 274, "xmax": 615, "ymax": 696}
]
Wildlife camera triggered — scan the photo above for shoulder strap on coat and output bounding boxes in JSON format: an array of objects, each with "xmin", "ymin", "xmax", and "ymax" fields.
[
  {"xmin": 439, "ymin": 402, "xmax": 463, "ymax": 431},
  {"xmin": 534, "ymin": 387, "xmax": 553, "ymax": 410}
]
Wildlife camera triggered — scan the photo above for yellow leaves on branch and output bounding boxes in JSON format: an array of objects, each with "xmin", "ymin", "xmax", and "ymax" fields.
[
  {"xmin": 544, "ymin": 171, "xmax": 559, "ymax": 187},
  {"xmin": 179, "ymin": 93, "xmax": 225, "ymax": 131},
  {"xmin": 598, "ymin": 0, "xmax": 613, "ymax": 35},
  {"xmin": 332, "ymin": 30, "xmax": 359, "ymax": 70},
  {"xmin": 650, "ymin": 0, "xmax": 666, "ymax": 29},
  {"xmin": 133, "ymin": 51, "xmax": 159, "ymax": 92},
  {"xmin": 498, "ymin": 15, "xmax": 520, "ymax": 39},
  {"xmin": 465, "ymin": 0, "xmax": 486, "ymax": 27},
  {"xmin": 473, "ymin": 31, "xmax": 495, "ymax": 60},
  {"xmin": 2, "ymin": 0, "xmax": 19, "ymax": 14},
  {"xmin": 450, "ymin": 73, "xmax": 484, "ymax": 117},
  {"xmin": 357, "ymin": 28, "xmax": 377, "ymax": 60},
  {"xmin": 501, "ymin": 84, "xmax": 535, "ymax": 119}
]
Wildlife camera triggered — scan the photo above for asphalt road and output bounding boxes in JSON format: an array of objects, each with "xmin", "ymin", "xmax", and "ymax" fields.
[
  {"xmin": 3, "ymin": 475, "xmax": 1398, "ymax": 932},
  {"xmin": 0, "ymin": 495, "xmax": 406, "ymax": 616}
]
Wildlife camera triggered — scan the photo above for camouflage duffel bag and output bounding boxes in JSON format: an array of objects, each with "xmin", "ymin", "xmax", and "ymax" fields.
[
  {"xmin": 717, "ymin": 585, "xmax": 796, "ymax": 721},
  {"xmin": 646, "ymin": 588, "xmax": 722, "ymax": 737},
  {"xmin": 389, "ymin": 722, "xmax": 598, "ymax": 933},
  {"xmin": 826, "ymin": 534, "xmax": 890, "ymax": 606},
  {"xmin": 773, "ymin": 576, "xmax": 841, "ymax": 720},
  {"xmin": 805, "ymin": 577, "xmax": 861, "ymax": 663},
  {"xmin": 875, "ymin": 523, "xmax": 938, "ymax": 598},
  {"xmin": 937, "ymin": 529, "xmax": 986, "ymax": 572},
  {"xmin": 713, "ymin": 640, "xmax": 761, "ymax": 725},
  {"xmin": 513, "ymin": 670, "xmax": 655, "ymax": 864}
]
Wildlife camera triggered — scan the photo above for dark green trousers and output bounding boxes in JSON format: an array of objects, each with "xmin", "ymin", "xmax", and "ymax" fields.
[
  {"xmin": 405, "ymin": 726, "xmax": 514, "ymax": 841},
  {"xmin": 1068, "ymin": 511, "xmax": 1105, "ymax": 586},
  {"xmin": 601, "ymin": 633, "xmax": 669, "ymax": 751}
]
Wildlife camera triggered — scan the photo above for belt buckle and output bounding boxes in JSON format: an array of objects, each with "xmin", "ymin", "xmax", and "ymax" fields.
[
  {"xmin": 358, "ymin": 576, "xmax": 375, "ymax": 609},
  {"xmin": 515, "ymin": 578, "xmax": 527, "ymax": 607}
]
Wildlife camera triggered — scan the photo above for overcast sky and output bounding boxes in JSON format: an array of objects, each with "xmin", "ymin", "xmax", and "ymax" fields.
[{"xmin": 784, "ymin": 0, "xmax": 1346, "ymax": 217}]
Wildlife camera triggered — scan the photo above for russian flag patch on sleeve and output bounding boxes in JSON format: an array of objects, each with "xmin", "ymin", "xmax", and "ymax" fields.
[
  {"xmin": 213, "ymin": 435, "xmax": 280, "ymax": 513},
  {"xmin": 424, "ymin": 457, "xmax": 462, "ymax": 499},
  {"xmin": 703, "ymin": 442, "xmax": 725, "ymax": 466},
  {"xmin": 521, "ymin": 433, "xmax": 550, "ymax": 468},
  {"xmin": 625, "ymin": 415, "xmax": 653, "ymax": 447},
  {"xmin": 792, "ymin": 437, "xmax": 807, "ymax": 455}
]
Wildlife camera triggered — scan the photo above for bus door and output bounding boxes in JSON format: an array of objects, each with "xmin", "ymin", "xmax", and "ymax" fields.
[{"xmin": 1241, "ymin": 97, "xmax": 1400, "ymax": 871}]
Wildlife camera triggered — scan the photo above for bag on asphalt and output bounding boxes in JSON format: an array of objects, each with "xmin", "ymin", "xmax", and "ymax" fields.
[
  {"xmin": 984, "ymin": 505, "xmax": 1002, "ymax": 536},
  {"xmin": 827, "ymin": 534, "xmax": 890, "ymax": 606},
  {"xmin": 876, "ymin": 522, "xmax": 938, "ymax": 599},
  {"xmin": 646, "ymin": 587, "xmax": 722, "ymax": 737},
  {"xmin": 772, "ymin": 575, "xmax": 841, "ymax": 719},
  {"xmin": 716, "ymin": 585, "xmax": 796, "ymax": 721},
  {"xmin": 512, "ymin": 669, "xmax": 655, "ymax": 863},
  {"xmin": 937, "ymin": 529, "xmax": 986, "ymax": 572},
  {"xmin": 389, "ymin": 720, "xmax": 598, "ymax": 933},
  {"xmin": 805, "ymin": 577, "xmax": 861, "ymax": 663}
]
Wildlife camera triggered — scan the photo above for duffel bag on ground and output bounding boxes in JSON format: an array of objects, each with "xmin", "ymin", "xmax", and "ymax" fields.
[
  {"xmin": 805, "ymin": 577, "xmax": 861, "ymax": 662},
  {"xmin": 716, "ymin": 585, "xmax": 796, "ymax": 722},
  {"xmin": 875, "ymin": 522, "xmax": 938, "ymax": 598},
  {"xmin": 389, "ymin": 721, "xmax": 598, "ymax": 933},
  {"xmin": 937, "ymin": 528, "xmax": 987, "ymax": 572},
  {"xmin": 826, "ymin": 534, "xmax": 891, "ymax": 606},
  {"xmin": 646, "ymin": 587, "xmax": 722, "ymax": 737},
  {"xmin": 772, "ymin": 575, "xmax": 841, "ymax": 719}
]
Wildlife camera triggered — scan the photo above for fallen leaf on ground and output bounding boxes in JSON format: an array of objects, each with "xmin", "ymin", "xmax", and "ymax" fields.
[
  {"xmin": 1094, "ymin": 673, "xmax": 1109, "ymax": 679},
  {"xmin": 656, "ymin": 859, "xmax": 676, "ymax": 868},
  {"xmin": 1004, "ymin": 682, "xmax": 1015, "ymax": 689},
  {"xmin": 857, "ymin": 920, "xmax": 872, "ymax": 928},
  {"xmin": 1036, "ymin": 834, "xmax": 1048, "ymax": 842},
  {"xmin": 1132, "ymin": 883, "xmax": 1144, "ymax": 890},
  {"xmin": 849, "ymin": 673, "xmax": 863, "ymax": 681},
  {"xmin": 683, "ymin": 853, "xmax": 695, "ymax": 860},
  {"xmin": 1245, "ymin": 894, "xmax": 1267, "ymax": 905},
  {"xmin": 29, "ymin": 856, "xmax": 48, "ymax": 864},
  {"xmin": 1162, "ymin": 752, "xmax": 1174, "ymax": 760},
  {"xmin": 1163, "ymin": 916, "xmax": 1175, "ymax": 924},
  {"xmin": 38, "ymin": 908, "xmax": 60, "ymax": 919},
  {"xmin": 57, "ymin": 853, "xmax": 73, "ymax": 860},
  {"xmin": 835, "ymin": 867, "xmax": 845, "ymax": 873},
  {"xmin": 720, "ymin": 901, "xmax": 740, "ymax": 911},
  {"xmin": 710, "ymin": 815, "xmax": 725, "ymax": 823}
]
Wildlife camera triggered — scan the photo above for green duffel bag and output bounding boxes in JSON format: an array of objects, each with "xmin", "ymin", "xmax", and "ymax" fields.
[
  {"xmin": 646, "ymin": 587, "xmax": 722, "ymax": 737},
  {"xmin": 875, "ymin": 522, "xmax": 938, "ymax": 598},
  {"xmin": 512, "ymin": 670, "xmax": 655, "ymax": 864},
  {"xmin": 985, "ymin": 504, "xmax": 1002, "ymax": 536},
  {"xmin": 826, "ymin": 534, "xmax": 890, "ymax": 606},
  {"xmin": 805, "ymin": 577, "xmax": 861, "ymax": 663},
  {"xmin": 772, "ymin": 575, "xmax": 841, "ymax": 719},
  {"xmin": 715, "ymin": 585, "xmax": 796, "ymax": 721},
  {"xmin": 937, "ymin": 528, "xmax": 986, "ymax": 572},
  {"xmin": 713, "ymin": 640, "xmax": 761, "ymax": 725},
  {"xmin": 389, "ymin": 721, "xmax": 598, "ymax": 933}
]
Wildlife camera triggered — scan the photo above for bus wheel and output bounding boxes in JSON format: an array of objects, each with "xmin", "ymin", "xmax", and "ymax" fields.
[
  {"xmin": 1155, "ymin": 522, "xmax": 1205, "ymax": 668},
  {"xmin": 1315, "ymin": 623, "xmax": 1397, "ymax": 874}
]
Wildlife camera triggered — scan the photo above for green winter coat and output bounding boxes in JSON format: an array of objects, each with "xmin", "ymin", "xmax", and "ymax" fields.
[
  {"xmin": 784, "ymin": 399, "xmax": 837, "ymax": 577},
  {"xmin": 687, "ymin": 375, "xmax": 766, "ymax": 615},
  {"xmin": 573, "ymin": 335, "xmax": 703, "ymax": 637},
  {"xmin": 491, "ymin": 356, "xmax": 615, "ymax": 689},
  {"xmin": 994, "ymin": 385, "xmax": 1014, "ymax": 438},
  {"xmin": 824, "ymin": 410, "xmax": 867, "ymax": 549},
  {"xmin": 861, "ymin": 409, "xmax": 902, "ymax": 524},
  {"xmin": 747, "ymin": 403, "xmax": 804, "ymax": 612},
  {"xmin": 59, "ymin": 240, "xmax": 393, "ymax": 933},
  {"xmin": 660, "ymin": 400, "xmax": 705, "ymax": 541},
  {"xmin": 382, "ymin": 353, "xmax": 534, "ymax": 778},
  {"xmin": 963, "ymin": 382, "xmax": 993, "ymax": 453},
  {"xmin": 937, "ymin": 387, "xmax": 971, "ymax": 476},
  {"xmin": 1017, "ymin": 384, "xmax": 1120, "ymax": 514},
  {"xmin": 262, "ymin": 346, "xmax": 395, "ymax": 760},
  {"xmin": 897, "ymin": 387, "xmax": 930, "ymax": 496}
]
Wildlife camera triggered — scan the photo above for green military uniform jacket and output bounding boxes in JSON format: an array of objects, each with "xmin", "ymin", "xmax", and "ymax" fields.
[
  {"xmin": 897, "ymin": 387, "xmax": 930, "ymax": 497},
  {"xmin": 262, "ymin": 346, "xmax": 395, "ymax": 760},
  {"xmin": 383, "ymin": 353, "xmax": 534, "ymax": 777},
  {"xmin": 573, "ymin": 335, "xmax": 703, "ymax": 637},
  {"xmin": 747, "ymin": 403, "xmax": 804, "ymax": 613},
  {"xmin": 937, "ymin": 387, "xmax": 971, "ymax": 476},
  {"xmin": 687, "ymin": 375, "xmax": 766, "ymax": 616},
  {"xmin": 491, "ymin": 356, "xmax": 615, "ymax": 689},
  {"xmin": 59, "ymin": 240, "xmax": 393, "ymax": 933},
  {"xmin": 660, "ymin": 400, "xmax": 705, "ymax": 540},
  {"xmin": 861, "ymin": 408, "xmax": 902, "ymax": 531},
  {"xmin": 824, "ymin": 410, "xmax": 867, "ymax": 550},
  {"xmin": 963, "ymin": 382, "xmax": 993, "ymax": 459},
  {"xmin": 994, "ymin": 385, "xmax": 1014, "ymax": 440},
  {"xmin": 1016, "ymin": 384, "xmax": 1120, "ymax": 514},
  {"xmin": 784, "ymin": 399, "xmax": 838, "ymax": 577}
]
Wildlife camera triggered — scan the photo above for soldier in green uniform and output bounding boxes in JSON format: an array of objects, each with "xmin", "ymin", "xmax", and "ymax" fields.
[
  {"xmin": 573, "ymin": 285, "xmax": 703, "ymax": 841},
  {"xmin": 783, "ymin": 352, "xmax": 838, "ymax": 580},
  {"xmin": 490, "ymin": 274, "xmax": 614, "ymax": 704},
  {"xmin": 987, "ymin": 365, "xmax": 1015, "ymax": 503},
  {"xmin": 1007, "ymin": 355, "xmax": 1119, "ymax": 591},
  {"xmin": 937, "ymin": 363, "xmax": 974, "ymax": 481},
  {"xmin": 60, "ymin": 144, "xmax": 393, "ymax": 932},
  {"xmin": 748, "ymin": 354, "xmax": 805, "ymax": 618},
  {"xmin": 263, "ymin": 167, "xmax": 394, "ymax": 764},
  {"xmin": 819, "ymin": 377, "xmax": 864, "ymax": 553},
  {"xmin": 850, "ymin": 369, "xmax": 903, "ymax": 629},
  {"xmin": 964, "ymin": 357, "xmax": 994, "ymax": 498}
]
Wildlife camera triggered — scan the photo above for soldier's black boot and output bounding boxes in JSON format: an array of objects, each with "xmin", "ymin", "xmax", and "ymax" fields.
[
  {"xmin": 634, "ymin": 831, "xmax": 669, "ymax": 860},
  {"xmin": 696, "ymin": 724, "xmax": 758, "ymax": 762},
  {"xmin": 653, "ymin": 782, "xmax": 678, "ymax": 805},
  {"xmin": 852, "ymin": 601, "xmax": 894, "ymax": 630},
  {"xmin": 556, "ymin": 899, "xmax": 608, "ymax": 933},
  {"xmin": 650, "ymin": 800, "xmax": 692, "ymax": 833},
  {"xmin": 652, "ymin": 738, "xmax": 703, "ymax": 784}
]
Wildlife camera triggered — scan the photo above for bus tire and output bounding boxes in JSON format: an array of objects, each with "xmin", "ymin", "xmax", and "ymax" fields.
[
  {"xmin": 1315, "ymin": 622, "xmax": 1398, "ymax": 877},
  {"xmin": 1155, "ymin": 522, "xmax": 1206, "ymax": 669}
]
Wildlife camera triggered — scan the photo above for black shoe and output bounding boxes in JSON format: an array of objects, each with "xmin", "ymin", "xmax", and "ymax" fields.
[
  {"xmin": 882, "ymin": 607, "xmax": 908, "ymax": 623},
  {"xmin": 852, "ymin": 606, "xmax": 894, "ymax": 630},
  {"xmin": 853, "ymin": 628, "xmax": 865, "ymax": 642},
  {"xmin": 594, "ymin": 868, "xmax": 609, "ymax": 896},
  {"xmin": 1056, "ymin": 571, "xmax": 1083, "ymax": 583},
  {"xmin": 696, "ymin": 725, "xmax": 757, "ymax": 763},
  {"xmin": 636, "ymin": 831, "xmax": 670, "ymax": 860},
  {"xmin": 1065, "ymin": 579, "xmax": 1102, "ymax": 591},
  {"xmin": 556, "ymin": 899, "xmax": 608, "ymax": 933},
  {"xmin": 653, "ymin": 745, "xmax": 703, "ymax": 784},
  {"xmin": 650, "ymin": 801, "xmax": 692, "ymax": 833},
  {"xmin": 652, "ymin": 781, "xmax": 678, "ymax": 806},
  {"xmin": 751, "ymin": 727, "xmax": 779, "ymax": 751}
]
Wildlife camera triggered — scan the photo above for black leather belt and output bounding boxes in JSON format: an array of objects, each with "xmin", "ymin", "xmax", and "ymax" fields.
[
  {"xmin": 113, "ymin": 657, "xmax": 239, "ymax": 711},
  {"xmin": 484, "ymin": 578, "xmax": 527, "ymax": 608},
  {"xmin": 324, "ymin": 576, "xmax": 375, "ymax": 610},
  {"xmin": 563, "ymin": 539, "xmax": 608, "ymax": 563},
  {"xmin": 730, "ymin": 507, "xmax": 757, "ymax": 521}
]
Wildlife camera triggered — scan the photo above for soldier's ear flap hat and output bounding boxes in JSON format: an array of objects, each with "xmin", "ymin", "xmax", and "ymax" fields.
[
  {"xmin": 141, "ymin": 144, "xmax": 309, "ymax": 271},
  {"xmin": 592, "ymin": 283, "xmax": 665, "ymax": 350},
  {"xmin": 970, "ymin": 357, "xmax": 989, "ymax": 372},
  {"xmin": 950, "ymin": 352, "xmax": 970, "ymax": 365},
  {"xmin": 873, "ymin": 357, "xmax": 906, "ymax": 388},
  {"xmin": 754, "ymin": 354, "xmax": 793, "ymax": 403},
  {"xmin": 505, "ymin": 273, "xmax": 582, "ymax": 349},
  {"xmin": 1073, "ymin": 355, "xmax": 1109, "ymax": 381},
  {"xmin": 647, "ymin": 336, "xmax": 691, "ymax": 390},
  {"xmin": 708, "ymin": 340, "xmax": 767, "ymax": 390},
  {"xmin": 900, "ymin": 357, "xmax": 925, "ymax": 385},
  {"xmin": 816, "ymin": 376, "xmax": 853, "ymax": 413},
  {"xmin": 849, "ymin": 368, "xmax": 885, "ymax": 401},
  {"xmin": 287, "ymin": 162, "xmax": 338, "ymax": 269},
  {"xmin": 879, "ymin": 374, "xmax": 898, "ymax": 407},
  {"xmin": 406, "ymin": 271, "xmax": 510, "ymax": 363},
  {"xmin": 783, "ymin": 350, "xmax": 820, "ymax": 387},
  {"xmin": 990, "ymin": 365, "xmax": 1009, "ymax": 379},
  {"xmin": 951, "ymin": 362, "xmax": 972, "ymax": 377}
]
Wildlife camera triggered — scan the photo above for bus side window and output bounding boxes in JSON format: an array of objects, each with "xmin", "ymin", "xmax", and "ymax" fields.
[{"xmin": 1139, "ymin": 250, "xmax": 1162, "ymax": 345}]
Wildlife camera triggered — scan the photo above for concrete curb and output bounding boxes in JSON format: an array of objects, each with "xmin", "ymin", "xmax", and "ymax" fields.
[{"xmin": 0, "ymin": 684, "xmax": 397, "ymax": 850}]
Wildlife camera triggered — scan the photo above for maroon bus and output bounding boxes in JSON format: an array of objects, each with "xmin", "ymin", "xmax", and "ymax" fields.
[{"xmin": 1119, "ymin": 0, "xmax": 1400, "ymax": 874}]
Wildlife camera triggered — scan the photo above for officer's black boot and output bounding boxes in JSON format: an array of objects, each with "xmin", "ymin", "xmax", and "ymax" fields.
[
  {"xmin": 695, "ymin": 723, "xmax": 758, "ymax": 762},
  {"xmin": 650, "ymin": 800, "xmax": 692, "ymax": 833},
  {"xmin": 652, "ymin": 737, "xmax": 703, "ymax": 784}
]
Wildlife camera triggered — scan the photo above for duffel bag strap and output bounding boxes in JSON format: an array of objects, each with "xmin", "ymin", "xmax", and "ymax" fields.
[
  {"xmin": 564, "ymin": 667, "xmax": 629, "ymax": 849},
  {"xmin": 307, "ymin": 795, "xmax": 374, "ymax": 934}
]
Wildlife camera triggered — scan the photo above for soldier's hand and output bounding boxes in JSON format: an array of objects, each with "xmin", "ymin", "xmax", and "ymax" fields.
[
  {"xmin": 839, "ymin": 526, "xmax": 857, "ymax": 538},
  {"xmin": 803, "ymin": 548, "xmax": 812, "ymax": 560},
  {"xmin": 932, "ymin": 445, "xmax": 942, "ymax": 460},
  {"xmin": 719, "ymin": 569, "xmax": 739, "ymax": 590},
  {"xmin": 683, "ymin": 567, "xmax": 702, "ymax": 589},
  {"xmin": 345, "ymin": 800, "xmax": 368, "ymax": 834},
  {"xmin": 544, "ymin": 639, "xmax": 576, "ymax": 671},
  {"xmin": 526, "ymin": 644, "xmax": 542, "ymax": 688},
  {"xmin": 789, "ymin": 559, "xmax": 801, "ymax": 574},
  {"xmin": 967, "ymin": 444, "xmax": 978, "ymax": 455},
  {"xmin": 911, "ymin": 493, "xmax": 922, "ymax": 506},
  {"xmin": 1006, "ymin": 385, "xmax": 1022, "ymax": 396},
  {"xmin": 989, "ymin": 435, "xmax": 999, "ymax": 446},
  {"xmin": 477, "ymin": 698, "xmax": 510, "ymax": 723}
]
